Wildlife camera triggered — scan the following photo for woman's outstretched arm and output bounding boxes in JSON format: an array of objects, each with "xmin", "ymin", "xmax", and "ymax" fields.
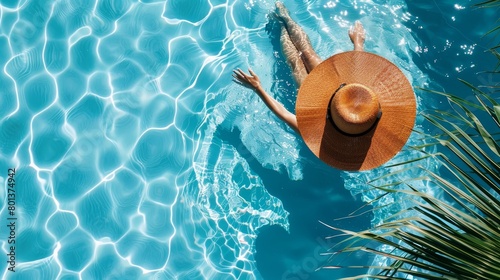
[{"xmin": 232, "ymin": 68, "xmax": 299, "ymax": 134}]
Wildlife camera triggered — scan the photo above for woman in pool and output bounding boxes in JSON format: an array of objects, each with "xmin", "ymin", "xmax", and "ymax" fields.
[
  {"xmin": 233, "ymin": 2, "xmax": 416, "ymax": 171},
  {"xmin": 232, "ymin": 2, "xmax": 366, "ymax": 134}
]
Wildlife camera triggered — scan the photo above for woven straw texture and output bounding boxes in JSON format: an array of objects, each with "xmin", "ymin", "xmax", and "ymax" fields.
[{"xmin": 296, "ymin": 51, "xmax": 416, "ymax": 171}]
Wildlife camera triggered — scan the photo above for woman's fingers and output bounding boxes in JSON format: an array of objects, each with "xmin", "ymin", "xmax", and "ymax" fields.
[
  {"xmin": 232, "ymin": 73, "xmax": 240, "ymax": 81},
  {"xmin": 237, "ymin": 68, "xmax": 247, "ymax": 78},
  {"xmin": 233, "ymin": 69, "xmax": 251, "ymax": 88},
  {"xmin": 233, "ymin": 77, "xmax": 244, "ymax": 86},
  {"xmin": 233, "ymin": 68, "xmax": 260, "ymax": 90},
  {"xmin": 234, "ymin": 68, "xmax": 256, "ymax": 79},
  {"xmin": 233, "ymin": 69, "xmax": 246, "ymax": 80}
]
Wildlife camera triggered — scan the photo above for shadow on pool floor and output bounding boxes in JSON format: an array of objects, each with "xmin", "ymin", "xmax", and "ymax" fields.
[{"xmin": 215, "ymin": 125, "xmax": 373, "ymax": 280}]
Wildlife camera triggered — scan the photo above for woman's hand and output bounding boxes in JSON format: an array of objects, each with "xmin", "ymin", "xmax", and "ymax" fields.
[
  {"xmin": 232, "ymin": 68, "xmax": 262, "ymax": 91},
  {"xmin": 231, "ymin": 67, "xmax": 299, "ymax": 133},
  {"xmin": 349, "ymin": 20, "xmax": 365, "ymax": 51}
]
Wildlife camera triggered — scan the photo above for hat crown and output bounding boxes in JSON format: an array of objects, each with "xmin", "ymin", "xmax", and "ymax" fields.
[{"xmin": 329, "ymin": 83, "xmax": 380, "ymax": 135}]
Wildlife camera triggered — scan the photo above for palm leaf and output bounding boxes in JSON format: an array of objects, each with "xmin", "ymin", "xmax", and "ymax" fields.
[
  {"xmin": 459, "ymin": 79, "xmax": 500, "ymax": 126},
  {"xmin": 474, "ymin": 0, "xmax": 500, "ymax": 7}
]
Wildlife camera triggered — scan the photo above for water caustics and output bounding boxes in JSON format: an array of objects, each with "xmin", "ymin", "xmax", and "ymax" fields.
[{"xmin": 0, "ymin": 0, "xmax": 448, "ymax": 279}]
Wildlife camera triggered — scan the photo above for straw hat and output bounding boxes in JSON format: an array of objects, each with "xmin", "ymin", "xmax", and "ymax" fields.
[{"xmin": 296, "ymin": 51, "xmax": 416, "ymax": 171}]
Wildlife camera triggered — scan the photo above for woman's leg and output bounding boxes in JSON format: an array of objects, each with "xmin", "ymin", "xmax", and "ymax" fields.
[
  {"xmin": 275, "ymin": 2, "xmax": 322, "ymax": 73},
  {"xmin": 280, "ymin": 25, "xmax": 308, "ymax": 86}
]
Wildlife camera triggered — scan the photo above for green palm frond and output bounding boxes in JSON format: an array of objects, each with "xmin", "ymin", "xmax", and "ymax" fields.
[
  {"xmin": 325, "ymin": 1, "xmax": 500, "ymax": 278},
  {"xmin": 475, "ymin": 0, "xmax": 500, "ymax": 67},
  {"xmin": 474, "ymin": 0, "xmax": 500, "ymax": 8}
]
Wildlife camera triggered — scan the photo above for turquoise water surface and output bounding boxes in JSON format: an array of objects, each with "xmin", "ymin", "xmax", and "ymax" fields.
[{"xmin": 0, "ymin": 0, "xmax": 497, "ymax": 279}]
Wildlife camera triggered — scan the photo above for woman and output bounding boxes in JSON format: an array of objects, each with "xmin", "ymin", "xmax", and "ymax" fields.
[{"xmin": 232, "ymin": 2, "xmax": 366, "ymax": 134}]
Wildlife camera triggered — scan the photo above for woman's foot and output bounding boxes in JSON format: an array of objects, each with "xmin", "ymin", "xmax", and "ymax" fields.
[
  {"xmin": 349, "ymin": 21, "xmax": 365, "ymax": 51},
  {"xmin": 275, "ymin": 2, "xmax": 291, "ymax": 22}
]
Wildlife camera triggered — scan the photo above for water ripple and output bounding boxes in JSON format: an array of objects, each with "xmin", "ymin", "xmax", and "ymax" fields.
[
  {"xmin": 116, "ymin": 231, "xmax": 169, "ymax": 270},
  {"xmin": 88, "ymin": 71, "xmax": 112, "ymax": 97},
  {"xmin": 43, "ymin": 40, "xmax": 68, "ymax": 74},
  {"xmin": 200, "ymin": 6, "xmax": 228, "ymax": 42},
  {"xmin": 16, "ymin": 227, "xmax": 54, "ymax": 262},
  {"xmin": 5, "ymin": 47, "xmax": 44, "ymax": 84},
  {"xmin": 56, "ymin": 69, "xmax": 86, "ymax": 107},
  {"xmin": 58, "ymin": 229, "xmax": 93, "ymax": 271},
  {"xmin": 95, "ymin": 0, "xmax": 134, "ymax": 22},
  {"xmin": 163, "ymin": 0, "xmax": 211, "ymax": 24},
  {"xmin": 0, "ymin": 114, "xmax": 29, "ymax": 156},
  {"xmin": 0, "ymin": 0, "xmax": 477, "ymax": 279},
  {"xmin": 22, "ymin": 73, "xmax": 56, "ymax": 113},
  {"xmin": 70, "ymin": 35, "xmax": 97, "ymax": 74},
  {"xmin": 46, "ymin": 211, "xmax": 78, "ymax": 240},
  {"xmin": 131, "ymin": 128, "xmax": 185, "ymax": 179},
  {"xmin": 30, "ymin": 106, "xmax": 71, "ymax": 169}
]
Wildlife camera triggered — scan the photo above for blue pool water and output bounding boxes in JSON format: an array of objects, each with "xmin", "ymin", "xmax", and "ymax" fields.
[{"xmin": 0, "ymin": 0, "xmax": 497, "ymax": 279}]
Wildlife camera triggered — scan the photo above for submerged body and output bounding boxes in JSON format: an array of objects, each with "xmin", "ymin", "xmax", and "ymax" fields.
[
  {"xmin": 233, "ymin": 2, "xmax": 366, "ymax": 134},
  {"xmin": 233, "ymin": 2, "xmax": 416, "ymax": 171}
]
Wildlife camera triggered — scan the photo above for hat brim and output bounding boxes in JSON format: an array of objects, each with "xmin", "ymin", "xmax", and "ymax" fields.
[{"xmin": 296, "ymin": 51, "xmax": 416, "ymax": 171}]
